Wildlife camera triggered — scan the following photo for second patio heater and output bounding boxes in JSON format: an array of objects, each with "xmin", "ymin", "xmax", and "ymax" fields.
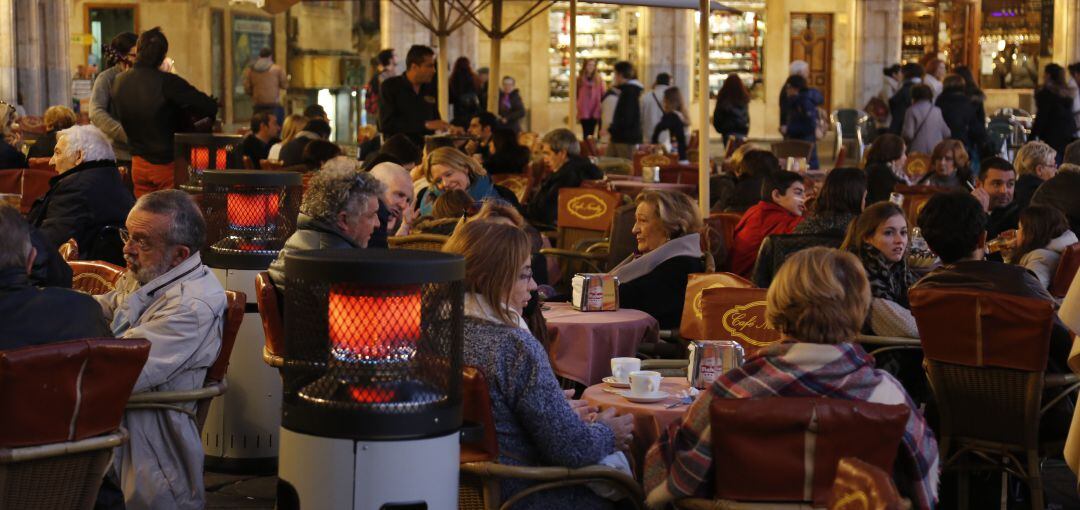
[
  {"xmin": 200, "ymin": 169, "xmax": 302, "ymax": 472},
  {"xmin": 174, "ymin": 133, "xmax": 243, "ymax": 193},
  {"xmin": 277, "ymin": 249, "xmax": 465, "ymax": 510}
]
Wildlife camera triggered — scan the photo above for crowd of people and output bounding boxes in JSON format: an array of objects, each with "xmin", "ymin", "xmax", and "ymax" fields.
[{"xmin": 5, "ymin": 21, "xmax": 1080, "ymax": 510}]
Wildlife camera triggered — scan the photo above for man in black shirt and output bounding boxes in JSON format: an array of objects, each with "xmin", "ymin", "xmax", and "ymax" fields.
[
  {"xmin": 238, "ymin": 111, "xmax": 279, "ymax": 169},
  {"xmin": 971, "ymin": 156, "xmax": 1019, "ymax": 240},
  {"xmin": 605, "ymin": 61, "xmax": 644, "ymax": 159},
  {"xmin": 378, "ymin": 45, "xmax": 451, "ymax": 146},
  {"xmin": 465, "ymin": 111, "xmax": 497, "ymax": 160}
]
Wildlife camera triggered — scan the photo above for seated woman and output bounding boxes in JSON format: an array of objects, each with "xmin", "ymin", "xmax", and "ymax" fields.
[
  {"xmin": 793, "ymin": 167, "xmax": 866, "ymax": 236},
  {"xmin": 643, "ymin": 247, "xmax": 939, "ymax": 509},
  {"xmin": 918, "ymin": 139, "xmax": 972, "ymax": 190},
  {"xmin": 443, "ymin": 220, "xmax": 634, "ymax": 510},
  {"xmin": 609, "ymin": 190, "xmax": 704, "ymax": 329},
  {"xmin": 27, "ymin": 105, "xmax": 77, "ymax": 159},
  {"xmin": 484, "ymin": 127, "xmax": 531, "ymax": 175},
  {"xmin": 417, "ymin": 146, "xmax": 519, "ymax": 215},
  {"xmin": 0, "ymin": 102, "xmax": 26, "ymax": 170},
  {"xmin": 1009, "ymin": 204, "xmax": 1078, "ymax": 289},
  {"xmin": 865, "ymin": 133, "xmax": 909, "ymax": 204},
  {"xmin": 841, "ymin": 202, "xmax": 919, "ymax": 338}
]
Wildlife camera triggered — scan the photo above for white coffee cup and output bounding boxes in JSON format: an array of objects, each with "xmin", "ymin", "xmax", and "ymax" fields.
[
  {"xmin": 610, "ymin": 357, "xmax": 641, "ymax": 383},
  {"xmin": 629, "ymin": 370, "xmax": 662, "ymax": 396}
]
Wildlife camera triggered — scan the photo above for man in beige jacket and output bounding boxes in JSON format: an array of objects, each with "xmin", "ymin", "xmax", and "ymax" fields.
[{"xmin": 243, "ymin": 47, "xmax": 288, "ymax": 124}]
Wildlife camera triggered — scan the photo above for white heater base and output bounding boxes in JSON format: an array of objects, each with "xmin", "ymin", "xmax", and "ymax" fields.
[
  {"xmin": 203, "ymin": 267, "xmax": 282, "ymax": 469},
  {"xmin": 278, "ymin": 427, "xmax": 460, "ymax": 510}
]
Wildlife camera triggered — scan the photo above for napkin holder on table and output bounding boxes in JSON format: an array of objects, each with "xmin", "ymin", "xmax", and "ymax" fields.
[{"xmin": 571, "ymin": 273, "xmax": 619, "ymax": 312}]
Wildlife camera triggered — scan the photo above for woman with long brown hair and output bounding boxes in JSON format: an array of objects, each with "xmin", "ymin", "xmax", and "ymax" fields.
[
  {"xmin": 576, "ymin": 59, "xmax": 605, "ymax": 139},
  {"xmin": 1009, "ymin": 204, "xmax": 1078, "ymax": 288},
  {"xmin": 712, "ymin": 74, "xmax": 750, "ymax": 144},
  {"xmin": 449, "ymin": 56, "xmax": 481, "ymax": 128},
  {"xmin": 841, "ymin": 202, "xmax": 918, "ymax": 337}
]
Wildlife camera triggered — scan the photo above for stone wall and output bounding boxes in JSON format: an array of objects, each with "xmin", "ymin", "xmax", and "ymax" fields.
[
  {"xmin": 5, "ymin": 0, "xmax": 70, "ymax": 116},
  {"xmin": 854, "ymin": 0, "xmax": 901, "ymax": 111}
]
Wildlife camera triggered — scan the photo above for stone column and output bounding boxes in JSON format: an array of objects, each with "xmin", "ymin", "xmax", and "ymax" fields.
[
  {"xmin": 855, "ymin": 0, "xmax": 901, "ymax": 110},
  {"xmin": 0, "ymin": 1, "xmax": 15, "ymax": 104},
  {"xmin": 43, "ymin": 0, "xmax": 71, "ymax": 110},
  {"xmin": 11, "ymin": 0, "xmax": 70, "ymax": 116}
]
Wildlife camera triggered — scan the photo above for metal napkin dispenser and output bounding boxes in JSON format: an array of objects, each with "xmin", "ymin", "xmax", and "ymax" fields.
[
  {"xmin": 571, "ymin": 273, "xmax": 619, "ymax": 311},
  {"xmin": 687, "ymin": 340, "xmax": 745, "ymax": 389}
]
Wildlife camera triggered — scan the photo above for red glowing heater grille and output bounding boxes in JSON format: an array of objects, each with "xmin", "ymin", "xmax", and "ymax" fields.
[
  {"xmin": 190, "ymin": 147, "xmax": 230, "ymax": 170},
  {"xmin": 328, "ymin": 285, "xmax": 422, "ymax": 364},
  {"xmin": 227, "ymin": 192, "xmax": 280, "ymax": 230}
]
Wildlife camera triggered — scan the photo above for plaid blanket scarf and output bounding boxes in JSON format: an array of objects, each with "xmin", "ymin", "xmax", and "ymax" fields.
[{"xmin": 642, "ymin": 341, "xmax": 939, "ymax": 509}]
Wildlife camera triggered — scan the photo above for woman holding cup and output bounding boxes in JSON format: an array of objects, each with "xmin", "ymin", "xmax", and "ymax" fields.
[{"xmin": 444, "ymin": 220, "xmax": 634, "ymax": 509}]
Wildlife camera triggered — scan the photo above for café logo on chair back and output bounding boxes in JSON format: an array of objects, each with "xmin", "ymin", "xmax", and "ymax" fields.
[
  {"xmin": 700, "ymin": 287, "xmax": 782, "ymax": 353},
  {"xmin": 567, "ymin": 194, "xmax": 608, "ymax": 221},
  {"xmin": 720, "ymin": 301, "xmax": 777, "ymax": 347}
]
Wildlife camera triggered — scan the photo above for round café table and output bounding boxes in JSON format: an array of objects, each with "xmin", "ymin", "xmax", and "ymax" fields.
[
  {"xmin": 542, "ymin": 302, "xmax": 659, "ymax": 386},
  {"xmin": 582, "ymin": 377, "xmax": 696, "ymax": 472}
]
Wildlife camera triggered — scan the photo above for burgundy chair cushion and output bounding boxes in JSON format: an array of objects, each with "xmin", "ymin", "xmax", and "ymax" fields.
[{"xmin": 0, "ymin": 338, "xmax": 150, "ymax": 447}]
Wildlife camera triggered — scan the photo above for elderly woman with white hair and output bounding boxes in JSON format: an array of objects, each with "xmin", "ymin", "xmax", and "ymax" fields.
[
  {"xmin": 1013, "ymin": 140, "xmax": 1058, "ymax": 211},
  {"xmin": 27, "ymin": 124, "xmax": 134, "ymax": 264},
  {"xmin": 268, "ymin": 156, "xmax": 385, "ymax": 293},
  {"xmin": 0, "ymin": 100, "xmax": 25, "ymax": 169}
]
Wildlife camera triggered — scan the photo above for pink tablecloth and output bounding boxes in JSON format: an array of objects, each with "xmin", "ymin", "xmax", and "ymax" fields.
[
  {"xmin": 582, "ymin": 377, "xmax": 695, "ymax": 469},
  {"xmin": 543, "ymin": 302, "xmax": 659, "ymax": 386}
]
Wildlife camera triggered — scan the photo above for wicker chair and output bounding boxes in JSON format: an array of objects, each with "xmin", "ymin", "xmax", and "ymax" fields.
[
  {"xmin": 538, "ymin": 187, "xmax": 624, "ymax": 289},
  {"xmin": 826, "ymin": 457, "xmax": 910, "ymax": 510},
  {"xmin": 459, "ymin": 366, "xmax": 644, "ymax": 510},
  {"xmin": 675, "ymin": 397, "xmax": 910, "ymax": 509},
  {"xmin": 388, "ymin": 233, "xmax": 451, "ymax": 252},
  {"xmin": 1049, "ymin": 243, "xmax": 1080, "ymax": 299},
  {"xmin": 0, "ymin": 338, "xmax": 151, "ymax": 510},
  {"xmin": 751, "ymin": 233, "xmax": 844, "ymax": 288},
  {"xmin": 910, "ymin": 287, "xmax": 1080, "ymax": 510},
  {"xmin": 125, "ymin": 291, "xmax": 245, "ymax": 432},
  {"xmin": 69, "ymin": 260, "xmax": 125, "ymax": 295}
]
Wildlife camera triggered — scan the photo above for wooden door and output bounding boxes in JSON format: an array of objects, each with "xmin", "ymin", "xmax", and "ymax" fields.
[{"xmin": 790, "ymin": 13, "xmax": 833, "ymax": 112}]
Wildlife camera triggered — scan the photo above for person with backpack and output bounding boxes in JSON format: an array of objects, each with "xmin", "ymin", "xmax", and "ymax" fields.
[
  {"xmin": 782, "ymin": 75, "xmax": 824, "ymax": 169},
  {"xmin": 712, "ymin": 74, "xmax": 750, "ymax": 145}
]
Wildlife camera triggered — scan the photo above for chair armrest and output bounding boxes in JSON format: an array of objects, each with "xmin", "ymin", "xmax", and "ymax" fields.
[
  {"xmin": 461, "ymin": 461, "xmax": 644, "ymax": 509},
  {"xmin": 539, "ymin": 248, "xmax": 608, "ymax": 262},
  {"xmin": 264, "ymin": 347, "xmax": 284, "ymax": 368},
  {"xmin": 0, "ymin": 428, "xmax": 128, "ymax": 464},
  {"xmin": 1044, "ymin": 373, "xmax": 1080, "ymax": 388},
  {"xmin": 1041, "ymin": 373, "xmax": 1080, "ymax": 414},
  {"xmin": 127, "ymin": 380, "xmax": 228, "ymax": 404}
]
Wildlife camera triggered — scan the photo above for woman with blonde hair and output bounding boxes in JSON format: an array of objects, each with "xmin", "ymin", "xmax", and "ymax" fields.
[
  {"xmin": 268, "ymin": 113, "xmax": 305, "ymax": 161},
  {"xmin": 918, "ymin": 139, "xmax": 972, "ymax": 190},
  {"xmin": 609, "ymin": 190, "xmax": 704, "ymax": 328},
  {"xmin": 0, "ymin": 101, "xmax": 25, "ymax": 170},
  {"xmin": 28, "ymin": 105, "xmax": 78, "ymax": 159},
  {"xmin": 644, "ymin": 247, "xmax": 939, "ymax": 509},
  {"xmin": 444, "ymin": 220, "xmax": 633, "ymax": 510},
  {"xmin": 416, "ymin": 146, "xmax": 519, "ymax": 216}
]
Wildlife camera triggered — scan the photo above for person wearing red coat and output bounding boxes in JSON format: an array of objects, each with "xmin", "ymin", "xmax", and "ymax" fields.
[{"xmin": 728, "ymin": 171, "xmax": 806, "ymax": 277}]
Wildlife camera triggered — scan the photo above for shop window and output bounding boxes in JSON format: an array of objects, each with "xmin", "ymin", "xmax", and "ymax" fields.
[
  {"xmin": 693, "ymin": 2, "xmax": 766, "ymax": 101},
  {"xmin": 548, "ymin": 4, "xmax": 631, "ymax": 102},
  {"xmin": 231, "ymin": 14, "xmax": 274, "ymax": 122},
  {"xmin": 86, "ymin": 5, "xmax": 137, "ymax": 69},
  {"xmin": 902, "ymin": 1, "xmax": 978, "ymax": 71},
  {"xmin": 979, "ymin": 0, "xmax": 1053, "ymax": 89}
]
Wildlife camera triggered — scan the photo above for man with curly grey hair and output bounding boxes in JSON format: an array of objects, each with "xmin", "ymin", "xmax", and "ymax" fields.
[{"xmin": 268, "ymin": 156, "xmax": 385, "ymax": 292}]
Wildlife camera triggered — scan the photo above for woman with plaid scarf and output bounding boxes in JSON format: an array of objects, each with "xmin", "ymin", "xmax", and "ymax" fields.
[{"xmin": 643, "ymin": 247, "xmax": 939, "ymax": 509}]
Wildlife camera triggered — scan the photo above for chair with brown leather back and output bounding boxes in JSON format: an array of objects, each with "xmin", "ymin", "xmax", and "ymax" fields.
[
  {"xmin": 539, "ymin": 187, "xmax": 623, "ymax": 288},
  {"xmin": 256, "ymin": 271, "xmax": 286, "ymax": 371},
  {"xmin": 458, "ymin": 366, "xmax": 644, "ymax": 510},
  {"xmin": 1049, "ymin": 243, "xmax": 1080, "ymax": 299},
  {"xmin": 27, "ymin": 157, "xmax": 53, "ymax": 172},
  {"xmin": 68, "ymin": 259, "xmax": 125, "ymax": 295},
  {"xmin": 770, "ymin": 140, "xmax": 813, "ymax": 161},
  {"xmin": 705, "ymin": 212, "xmax": 743, "ymax": 272},
  {"xmin": 700, "ymin": 286, "xmax": 782, "ymax": 357},
  {"xmin": 126, "ymin": 290, "xmax": 245, "ymax": 433},
  {"xmin": 892, "ymin": 185, "xmax": 946, "ymax": 230},
  {"xmin": 904, "ymin": 153, "xmax": 931, "ymax": 183},
  {"xmin": 675, "ymin": 397, "xmax": 910, "ymax": 509},
  {"xmin": 910, "ymin": 287, "xmax": 1079, "ymax": 510},
  {"xmin": 20, "ymin": 168, "xmax": 54, "ymax": 214},
  {"xmin": 826, "ymin": 457, "xmax": 910, "ymax": 510},
  {"xmin": 0, "ymin": 337, "xmax": 151, "ymax": 510}
]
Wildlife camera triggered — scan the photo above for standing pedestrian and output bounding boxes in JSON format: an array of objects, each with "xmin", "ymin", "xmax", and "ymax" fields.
[
  {"xmin": 712, "ymin": 74, "xmax": 750, "ymax": 145},
  {"xmin": 379, "ymin": 45, "xmax": 451, "ymax": 146},
  {"xmin": 902, "ymin": 84, "xmax": 950, "ymax": 155},
  {"xmin": 497, "ymin": 76, "xmax": 526, "ymax": 133},
  {"xmin": 782, "ymin": 75, "xmax": 823, "ymax": 169},
  {"xmin": 576, "ymin": 59, "xmax": 604, "ymax": 139},
  {"xmin": 1032, "ymin": 63, "xmax": 1078, "ymax": 161},
  {"xmin": 242, "ymin": 47, "xmax": 288, "ymax": 125},
  {"xmin": 89, "ymin": 32, "xmax": 137, "ymax": 165},
  {"xmin": 889, "ymin": 62, "xmax": 924, "ymax": 135},
  {"xmin": 640, "ymin": 73, "xmax": 671, "ymax": 145},
  {"xmin": 449, "ymin": 57, "xmax": 481, "ymax": 129},
  {"xmin": 605, "ymin": 61, "xmax": 644, "ymax": 159}
]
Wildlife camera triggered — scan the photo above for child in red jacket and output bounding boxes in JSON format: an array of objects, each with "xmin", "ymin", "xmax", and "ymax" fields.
[{"xmin": 728, "ymin": 170, "xmax": 806, "ymax": 276}]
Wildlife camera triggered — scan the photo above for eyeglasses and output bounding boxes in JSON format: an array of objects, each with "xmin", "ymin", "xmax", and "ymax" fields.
[{"xmin": 119, "ymin": 228, "xmax": 154, "ymax": 251}]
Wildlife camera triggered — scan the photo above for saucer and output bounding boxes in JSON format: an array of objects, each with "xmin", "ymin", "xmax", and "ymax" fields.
[
  {"xmin": 603, "ymin": 377, "xmax": 631, "ymax": 388},
  {"xmin": 621, "ymin": 390, "xmax": 669, "ymax": 403}
]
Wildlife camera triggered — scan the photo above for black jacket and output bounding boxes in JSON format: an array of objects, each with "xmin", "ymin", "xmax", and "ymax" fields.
[
  {"xmin": 277, "ymin": 133, "xmax": 318, "ymax": 167},
  {"xmin": 525, "ymin": 155, "xmax": 602, "ymax": 226},
  {"xmin": 1032, "ymin": 86, "xmax": 1078, "ymax": 154},
  {"xmin": 379, "ymin": 74, "xmax": 440, "ymax": 146},
  {"xmin": 27, "ymin": 130, "xmax": 59, "ymax": 159},
  {"xmin": 652, "ymin": 112, "xmax": 688, "ymax": 160},
  {"xmin": 1013, "ymin": 173, "xmax": 1043, "ymax": 212},
  {"xmin": 27, "ymin": 160, "xmax": 133, "ymax": 264},
  {"xmin": 0, "ymin": 267, "xmax": 110, "ymax": 350},
  {"xmin": 0, "ymin": 140, "xmax": 26, "ymax": 170},
  {"xmin": 618, "ymin": 255, "xmax": 705, "ymax": 330},
  {"xmin": 1031, "ymin": 171, "xmax": 1080, "ymax": 233},
  {"xmin": 111, "ymin": 66, "xmax": 218, "ymax": 164},
  {"xmin": 987, "ymin": 201, "xmax": 1021, "ymax": 240},
  {"xmin": 484, "ymin": 145, "xmax": 530, "ymax": 175},
  {"xmin": 713, "ymin": 99, "xmax": 749, "ymax": 138},
  {"xmin": 866, "ymin": 162, "xmax": 903, "ymax": 205},
  {"xmin": 889, "ymin": 81, "xmax": 916, "ymax": 134},
  {"xmin": 608, "ymin": 82, "xmax": 644, "ymax": 144},
  {"xmin": 935, "ymin": 89, "xmax": 987, "ymax": 148},
  {"xmin": 370, "ymin": 200, "xmax": 393, "ymax": 249},
  {"xmin": 498, "ymin": 89, "xmax": 526, "ymax": 133},
  {"xmin": 238, "ymin": 134, "xmax": 273, "ymax": 169}
]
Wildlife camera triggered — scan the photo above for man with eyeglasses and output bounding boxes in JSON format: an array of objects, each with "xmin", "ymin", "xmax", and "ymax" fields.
[{"xmin": 95, "ymin": 189, "xmax": 225, "ymax": 510}]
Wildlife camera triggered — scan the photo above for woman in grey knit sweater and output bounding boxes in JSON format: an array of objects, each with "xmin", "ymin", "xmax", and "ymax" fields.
[{"xmin": 445, "ymin": 220, "xmax": 634, "ymax": 510}]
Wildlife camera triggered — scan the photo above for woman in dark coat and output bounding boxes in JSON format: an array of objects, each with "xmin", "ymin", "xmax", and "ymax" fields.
[
  {"xmin": 484, "ymin": 127, "xmax": 531, "ymax": 175},
  {"xmin": 1032, "ymin": 63, "xmax": 1078, "ymax": 160},
  {"xmin": 935, "ymin": 75, "xmax": 987, "ymax": 153},
  {"xmin": 498, "ymin": 76, "xmax": 527, "ymax": 133},
  {"xmin": 712, "ymin": 74, "xmax": 750, "ymax": 145},
  {"xmin": 864, "ymin": 134, "xmax": 909, "ymax": 205},
  {"xmin": 782, "ymin": 75, "xmax": 823, "ymax": 169},
  {"xmin": 449, "ymin": 57, "xmax": 482, "ymax": 129}
]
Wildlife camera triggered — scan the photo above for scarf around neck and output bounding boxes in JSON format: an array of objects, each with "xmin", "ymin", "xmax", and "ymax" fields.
[
  {"xmin": 419, "ymin": 174, "xmax": 496, "ymax": 216},
  {"xmin": 860, "ymin": 244, "xmax": 917, "ymax": 308},
  {"xmin": 609, "ymin": 233, "xmax": 701, "ymax": 284},
  {"xmin": 463, "ymin": 292, "xmax": 528, "ymax": 331}
]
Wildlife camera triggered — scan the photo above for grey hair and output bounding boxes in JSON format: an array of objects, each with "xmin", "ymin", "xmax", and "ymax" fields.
[
  {"xmin": 542, "ymin": 128, "xmax": 580, "ymax": 156},
  {"xmin": 302, "ymin": 156, "xmax": 385, "ymax": 223},
  {"xmin": 0, "ymin": 204, "xmax": 31, "ymax": 269},
  {"xmin": 368, "ymin": 161, "xmax": 410, "ymax": 188},
  {"xmin": 1014, "ymin": 141, "xmax": 1056, "ymax": 176},
  {"xmin": 132, "ymin": 190, "xmax": 206, "ymax": 251},
  {"xmin": 57, "ymin": 125, "xmax": 116, "ymax": 163},
  {"xmin": 789, "ymin": 60, "xmax": 809, "ymax": 77}
]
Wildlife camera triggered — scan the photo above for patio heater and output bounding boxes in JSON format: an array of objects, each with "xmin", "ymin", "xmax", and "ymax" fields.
[
  {"xmin": 278, "ymin": 249, "xmax": 465, "ymax": 510},
  {"xmin": 174, "ymin": 133, "xmax": 243, "ymax": 193},
  {"xmin": 200, "ymin": 170, "xmax": 303, "ymax": 472}
]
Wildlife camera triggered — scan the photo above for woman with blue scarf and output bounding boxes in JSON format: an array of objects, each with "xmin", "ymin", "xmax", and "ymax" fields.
[{"xmin": 416, "ymin": 146, "xmax": 521, "ymax": 216}]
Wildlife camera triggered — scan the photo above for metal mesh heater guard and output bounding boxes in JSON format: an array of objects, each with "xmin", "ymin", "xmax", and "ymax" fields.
[
  {"xmin": 283, "ymin": 249, "xmax": 465, "ymax": 441},
  {"xmin": 200, "ymin": 170, "xmax": 302, "ymax": 270},
  {"xmin": 173, "ymin": 133, "xmax": 243, "ymax": 193}
]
